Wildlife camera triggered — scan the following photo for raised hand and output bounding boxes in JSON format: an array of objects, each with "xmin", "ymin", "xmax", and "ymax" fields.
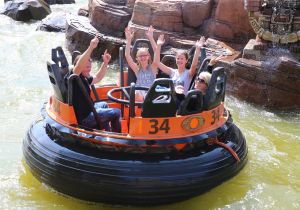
[
  {"xmin": 102, "ymin": 50, "xmax": 111, "ymax": 65},
  {"xmin": 145, "ymin": 25, "xmax": 154, "ymax": 39},
  {"xmin": 209, "ymin": 55, "xmax": 224, "ymax": 66},
  {"xmin": 157, "ymin": 34, "xmax": 165, "ymax": 46},
  {"xmin": 90, "ymin": 35, "xmax": 99, "ymax": 49},
  {"xmin": 125, "ymin": 27, "xmax": 134, "ymax": 41},
  {"xmin": 195, "ymin": 36, "xmax": 205, "ymax": 49}
]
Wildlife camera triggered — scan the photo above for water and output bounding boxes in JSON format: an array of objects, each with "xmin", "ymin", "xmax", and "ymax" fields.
[{"xmin": 0, "ymin": 1, "xmax": 300, "ymax": 210}]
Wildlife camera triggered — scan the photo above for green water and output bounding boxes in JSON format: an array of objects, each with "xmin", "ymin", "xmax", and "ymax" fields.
[{"xmin": 0, "ymin": 1, "xmax": 299, "ymax": 209}]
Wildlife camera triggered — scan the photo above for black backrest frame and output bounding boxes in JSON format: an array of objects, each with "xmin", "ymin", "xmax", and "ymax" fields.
[{"xmin": 203, "ymin": 67, "xmax": 227, "ymax": 110}]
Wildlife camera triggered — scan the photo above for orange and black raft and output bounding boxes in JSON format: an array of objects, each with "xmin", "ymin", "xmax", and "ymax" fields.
[{"xmin": 23, "ymin": 46, "xmax": 248, "ymax": 206}]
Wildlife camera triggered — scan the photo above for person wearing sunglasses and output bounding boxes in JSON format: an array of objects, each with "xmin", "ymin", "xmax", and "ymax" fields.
[
  {"xmin": 67, "ymin": 35, "xmax": 121, "ymax": 132},
  {"xmin": 194, "ymin": 71, "xmax": 211, "ymax": 95}
]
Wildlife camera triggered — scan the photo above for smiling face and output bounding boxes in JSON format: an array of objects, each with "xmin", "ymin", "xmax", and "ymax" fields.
[
  {"xmin": 194, "ymin": 72, "xmax": 211, "ymax": 95},
  {"xmin": 136, "ymin": 48, "xmax": 150, "ymax": 66},
  {"xmin": 176, "ymin": 50, "xmax": 188, "ymax": 69}
]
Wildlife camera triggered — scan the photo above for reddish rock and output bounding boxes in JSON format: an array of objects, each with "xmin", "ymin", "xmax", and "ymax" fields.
[
  {"xmin": 65, "ymin": 15, "xmax": 125, "ymax": 61},
  {"xmin": 89, "ymin": 0, "xmax": 131, "ymax": 37},
  {"xmin": 211, "ymin": 0, "xmax": 255, "ymax": 42},
  {"xmin": 132, "ymin": 0, "xmax": 183, "ymax": 32},
  {"xmin": 225, "ymin": 58, "xmax": 300, "ymax": 109},
  {"xmin": 78, "ymin": 5, "xmax": 89, "ymax": 17},
  {"xmin": 182, "ymin": 0, "xmax": 212, "ymax": 28}
]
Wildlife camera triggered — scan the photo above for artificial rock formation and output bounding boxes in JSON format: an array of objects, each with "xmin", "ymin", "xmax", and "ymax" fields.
[
  {"xmin": 86, "ymin": 0, "xmax": 255, "ymax": 45},
  {"xmin": 226, "ymin": 57, "xmax": 300, "ymax": 109},
  {"xmin": 1, "ymin": 0, "xmax": 51, "ymax": 21},
  {"xmin": 65, "ymin": 0, "xmax": 300, "ymax": 109},
  {"xmin": 67, "ymin": 0, "xmax": 254, "ymax": 59}
]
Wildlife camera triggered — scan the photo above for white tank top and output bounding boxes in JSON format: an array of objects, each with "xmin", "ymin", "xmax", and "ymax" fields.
[{"xmin": 170, "ymin": 68, "xmax": 191, "ymax": 95}]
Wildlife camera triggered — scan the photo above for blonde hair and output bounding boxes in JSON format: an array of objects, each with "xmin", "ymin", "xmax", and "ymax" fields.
[
  {"xmin": 136, "ymin": 47, "xmax": 152, "ymax": 68},
  {"xmin": 199, "ymin": 71, "xmax": 211, "ymax": 86}
]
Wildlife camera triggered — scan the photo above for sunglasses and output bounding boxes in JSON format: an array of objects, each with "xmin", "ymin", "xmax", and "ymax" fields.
[{"xmin": 196, "ymin": 78, "xmax": 206, "ymax": 84}]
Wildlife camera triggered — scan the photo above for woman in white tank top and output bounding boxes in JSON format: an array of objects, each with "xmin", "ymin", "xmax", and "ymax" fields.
[{"xmin": 153, "ymin": 34, "xmax": 205, "ymax": 96}]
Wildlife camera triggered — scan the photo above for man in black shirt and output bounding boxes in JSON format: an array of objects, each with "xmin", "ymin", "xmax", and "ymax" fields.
[{"xmin": 70, "ymin": 35, "xmax": 121, "ymax": 132}]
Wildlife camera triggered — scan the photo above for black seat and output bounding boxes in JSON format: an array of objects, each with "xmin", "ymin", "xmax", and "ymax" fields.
[
  {"xmin": 141, "ymin": 78, "xmax": 177, "ymax": 118},
  {"xmin": 67, "ymin": 74, "xmax": 102, "ymax": 129},
  {"xmin": 177, "ymin": 90, "xmax": 203, "ymax": 115},
  {"xmin": 46, "ymin": 47, "xmax": 70, "ymax": 103},
  {"xmin": 203, "ymin": 67, "xmax": 227, "ymax": 110},
  {"xmin": 156, "ymin": 55, "xmax": 175, "ymax": 79},
  {"xmin": 47, "ymin": 60, "xmax": 69, "ymax": 103},
  {"xmin": 51, "ymin": 46, "xmax": 70, "ymax": 77},
  {"xmin": 127, "ymin": 39, "xmax": 154, "ymax": 86}
]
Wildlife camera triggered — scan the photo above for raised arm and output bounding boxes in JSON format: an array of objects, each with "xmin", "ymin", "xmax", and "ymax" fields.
[
  {"xmin": 73, "ymin": 35, "xmax": 98, "ymax": 75},
  {"xmin": 153, "ymin": 34, "xmax": 172, "ymax": 76},
  {"xmin": 189, "ymin": 36, "xmax": 205, "ymax": 78},
  {"xmin": 92, "ymin": 50, "xmax": 111, "ymax": 85},
  {"xmin": 124, "ymin": 27, "xmax": 139, "ymax": 74},
  {"xmin": 145, "ymin": 25, "xmax": 157, "ymax": 51}
]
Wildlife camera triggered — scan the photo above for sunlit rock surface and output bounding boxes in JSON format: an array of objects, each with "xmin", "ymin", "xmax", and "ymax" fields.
[{"xmin": 1, "ymin": 0, "xmax": 51, "ymax": 21}]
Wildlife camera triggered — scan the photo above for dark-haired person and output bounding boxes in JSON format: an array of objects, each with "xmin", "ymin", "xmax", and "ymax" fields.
[
  {"xmin": 153, "ymin": 34, "xmax": 205, "ymax": 96},
  {"xmin": 69, "ymin": 35, "xmax": 121, "ymax": 132}
]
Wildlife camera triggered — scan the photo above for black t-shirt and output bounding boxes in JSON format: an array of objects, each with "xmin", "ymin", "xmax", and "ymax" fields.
[{"xmin": 65, "ymin": 71, "xmax": 94, "ymax": 123}]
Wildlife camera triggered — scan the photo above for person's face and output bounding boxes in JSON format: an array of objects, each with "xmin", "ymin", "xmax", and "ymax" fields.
[
  {"xmin": 194, "ymin": 76, "xmax": 208, "ymax": 94},
  {"xmin": 136, "ymin": 50, "xmax": 150, "ymax": 64},
  {"xmin": 82, "ymin": 59, "xmax": 92, "ymax": 77},
  {"xmin": 176, "ymin": 54, "xmax": 187, "ymax": 68}
]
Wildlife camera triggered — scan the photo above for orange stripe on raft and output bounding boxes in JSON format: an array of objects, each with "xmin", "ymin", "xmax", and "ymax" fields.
[
  {"xmin": 47, "ymin": 94, "xmax": 227, "ymax": 140},
  {"xmin": 129, "ymin": 104, "xmax": 227, "ymax": 139}
]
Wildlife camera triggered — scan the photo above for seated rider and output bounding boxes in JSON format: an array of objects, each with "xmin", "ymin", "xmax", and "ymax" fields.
[
  {"xmin": 67, "ymin": 34, "xmax": 121, "ymax": 132},
  {"xmin": 194, "ymin": 71, "xmax": 211, "ymax": 95},
  {"xmin": 153, "ymin": 33, "xmax": 205, "ymax": 96},
  {"xmin": 124, "ymin": 26, "xmax": 158, "ymax": 101}
]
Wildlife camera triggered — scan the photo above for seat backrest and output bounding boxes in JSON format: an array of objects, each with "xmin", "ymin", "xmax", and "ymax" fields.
[
  {"xmin": 156, "ymin": 55, "xmax": 175, "ymax": 79},
  {"xmin": 67, "ymin": 74, "xmax": 101, "ymax": 129},
  {"xmin": 46, "ymin": 47, "xmax": 70, "ymax": 103},
  {"xmin": 47, "ymin": 60, "xmax": 69, "ymax": 103},
  {"xmin": 51, "ymin": 46, "xmax": 69, "ymax": 77},
  {"xmin": 127, "ymin": 39, "xmax": 154, "ymax": 86},
  {"xmin": 141, "ymin": 78, "xmax": 177, "ymax": 118},
  {"xmin": 177, "ymin": 90, "xmax": 203, "ymax": 115},
  {"xmin": 203, "ymin": 67, "xmax": 227, "ymax": 110}
]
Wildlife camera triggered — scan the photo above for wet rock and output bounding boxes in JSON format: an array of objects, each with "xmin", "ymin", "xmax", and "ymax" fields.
[
  {"xmin": 45, "ymin": 0, "xmax": 75, "ymax": 5},
  {"xmin": 225, "ymin": 57, "xmax": 300, "ymax": 109},
  {"xmin": 182, "ymin": 0, "xmax": 212, "ymax": 28},
  {"xmin": 1, "ymin": 0, "xmax": 51, "ymax": 21},
  {"xmin": 37, "ymin": 11, "xmax": 67, "ymax": 32},
  {"xmin": 89, "ymin": 0, "xmax": 132, "ymax": 37},
  {"xmin": 78, "ymin": 5, "xmax": 89, "ymax": 17},
  {"xmin": 209, "ymin": 0, "xmax": 254, "ymax": 43},
  {"xmin": 65, "ymin": 15, "xmax": 125, "ymax": 61}
]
